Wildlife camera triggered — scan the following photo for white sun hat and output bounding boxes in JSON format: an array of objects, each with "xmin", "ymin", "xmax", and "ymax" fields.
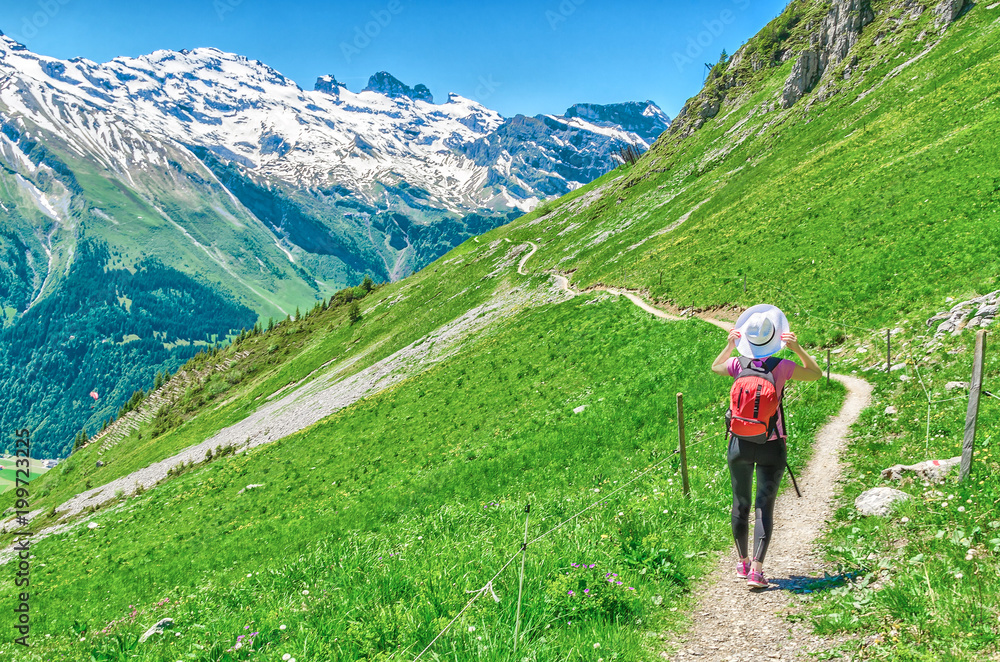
[{"xmin": 735, "ymin": 304, "xmax": 790, "ymax": 359}]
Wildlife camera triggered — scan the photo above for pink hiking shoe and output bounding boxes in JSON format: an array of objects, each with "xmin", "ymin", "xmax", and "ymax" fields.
[
  {"xmin": 736, "ymin": 560, "xmax": 751, "ymax": 579},
  {"xmin": 747, "ymin": 569, "xmax": 769, "ymax": 589}
]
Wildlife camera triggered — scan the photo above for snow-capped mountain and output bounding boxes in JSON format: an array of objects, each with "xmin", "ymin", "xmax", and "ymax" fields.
[
  {"xmin": 0, "ymin": 36, "xmax": 667, "ymax": 216},
  {"xmin": 0, "ymin": 31, "xmax": 668, "ymax": 454}
]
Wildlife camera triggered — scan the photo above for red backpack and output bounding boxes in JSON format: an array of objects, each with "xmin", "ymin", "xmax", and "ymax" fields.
[{"xmin": 726, "ymin": 356, "xmax": 784, "ymax": 444}]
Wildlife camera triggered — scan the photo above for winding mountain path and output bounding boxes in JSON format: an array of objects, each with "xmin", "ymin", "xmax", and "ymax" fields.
[{"xmin": 519, "ymin": 241, "xmax": 872, "ymax": 661}]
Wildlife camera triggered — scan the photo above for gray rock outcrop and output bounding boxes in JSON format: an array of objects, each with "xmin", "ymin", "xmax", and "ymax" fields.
[
  {"xmin": 782, "ymin": 51, "xmax": 821, "ymax": 108},
  {"xmin": 139, "ymin": 618, "xmax": 174, "ymax": 643},
  {"xmin": 818, "ymin": 0, "xmax": 876, "ymax": 69},
  {"xmin": 314, "ymin": 74, "xmax": 346, "ymax": 95},
  {"xmin": 855, "ymin": 487, "xmax": 911, "ymax": 516},
  {"xmin": 363, "ymin": 71, "xmax": 433, "ymax": 103},
  {"xmin": 880, "ymin": 456, "xmax": 961, "ymax": 482},
  {"xmin": 781, "ymin": 0, "xmax": 874, "ymax": 108},
  {"xmin": 925, "ymin": 290, "xmax": 998, "ymax": 337},
  {"xmin": 933, "ymin": 0, "xmax": 967, "ymax": 30}
]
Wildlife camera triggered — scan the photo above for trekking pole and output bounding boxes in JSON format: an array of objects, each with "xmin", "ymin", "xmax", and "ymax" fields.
[{"xmin": 786, "ymin": 464, "xmax": 802, "ymax": 497}]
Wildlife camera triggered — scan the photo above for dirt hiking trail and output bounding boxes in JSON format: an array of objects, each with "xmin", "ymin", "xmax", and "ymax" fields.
[
  {"xmin": 519, "ymin": 242, "xmax": 873, "ymax": 660},
  {"xmin": 664, "ymin": 373, "xmax": 871, "ymax": 661}
]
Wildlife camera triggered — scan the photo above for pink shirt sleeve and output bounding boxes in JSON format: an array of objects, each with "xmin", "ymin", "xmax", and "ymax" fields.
[
  {"xmin": 774, "ymin": 359, "xmax": 796, "ymax": 394},
  {"xmin": 726, "ymin": 357, "xmax": 741, "ymax": 378}
]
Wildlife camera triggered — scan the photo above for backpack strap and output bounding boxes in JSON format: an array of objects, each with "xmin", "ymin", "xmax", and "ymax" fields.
[
  {"xmin": 762, "ymin": 356, "xmax": 782, "ymax": 376},
  {"xmin": 761, "ymin": 356, "xmax": 785, "ymax": 439}
]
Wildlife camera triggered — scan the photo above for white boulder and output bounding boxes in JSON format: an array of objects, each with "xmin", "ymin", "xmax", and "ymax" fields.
[{"xmin": 855, "ymin": 487, "xmax": 911, "ymax": 516}]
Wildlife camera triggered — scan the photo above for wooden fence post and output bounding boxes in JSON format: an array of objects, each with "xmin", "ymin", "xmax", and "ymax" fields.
[
  {"xmin": 677, "ymin": 393, "xmax": 690, "ymax": 498},
  {"xmin": 960, "ymin": 330, "xmax": 986, "ymax": 482},
  {"xmin": 513, "ymin": 504, "xmax": 531, "ymax": 654},
  {"xmin": 887, "ymin": 329, "xmax": 891, "ymax": 372}
]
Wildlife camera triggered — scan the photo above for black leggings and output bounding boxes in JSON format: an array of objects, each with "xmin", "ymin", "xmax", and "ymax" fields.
[{"xmin": 727, "ymin": 435, "xmax": 786, "ymax": 564}]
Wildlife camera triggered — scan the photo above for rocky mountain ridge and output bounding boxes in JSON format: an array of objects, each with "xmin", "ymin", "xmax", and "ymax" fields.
[
  {"xmin": 667, "ymin": 0, "xmax": 968, "ymax": 138},
  {"xmin": 0, "ymin": 31, "xmax": 669, "ymax": 455}
]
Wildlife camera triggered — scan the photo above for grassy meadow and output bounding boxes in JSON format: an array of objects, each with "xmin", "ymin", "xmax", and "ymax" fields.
[
  {"xmin": 0, "ymin": 290, "xmax": 844, "ymax": 661},
  {"xmin": 0, "ymin": 456, "xmax": 50, "ymax": 494}
]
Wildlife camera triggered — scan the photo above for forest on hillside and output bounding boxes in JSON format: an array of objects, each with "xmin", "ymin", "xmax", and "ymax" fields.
[{"xmin": 0, "ymin": 239, "xmax": 257, "ymax": 458}]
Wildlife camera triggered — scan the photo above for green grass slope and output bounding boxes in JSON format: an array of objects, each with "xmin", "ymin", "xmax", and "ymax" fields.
[
  {"xmin": 0, "ymin": 272, "xmax": 844, "ymax": 662},
  {"xmin": 1, "ymin": 0, "xmax": 998, "ymax": 660}
]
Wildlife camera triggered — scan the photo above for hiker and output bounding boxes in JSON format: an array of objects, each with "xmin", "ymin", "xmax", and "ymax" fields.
[{"xmin": 711, "ymin": 304, "xmax": 822, "ymax": 589}]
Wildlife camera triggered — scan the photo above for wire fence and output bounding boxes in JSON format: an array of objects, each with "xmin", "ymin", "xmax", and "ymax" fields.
[
  {"xmin": 772, "ymin": 287, "xmax": 990, "ymax": 454},
  {"xmin": 409, "ymin": 451, "xmax": 677, "ymax": 660},
  {"xmin": 405, "ymin": 372, "xmax": 834, "ymax": 660}
]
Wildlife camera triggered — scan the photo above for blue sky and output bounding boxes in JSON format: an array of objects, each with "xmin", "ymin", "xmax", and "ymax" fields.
[{"xmin": 0, "ymin": 0, "xmax": 790, "ymax": 118}]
